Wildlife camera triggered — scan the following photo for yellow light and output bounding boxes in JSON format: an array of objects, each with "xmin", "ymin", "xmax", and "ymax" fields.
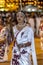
[
  {"xmin": 38, "ymin": 2, "xmax": 40, "ymax": 4},
  {"xmin": 9, "ymin": 0, "xmax": 14, "ymax": 3},
  {"xmin": 4, "ymin": 8, "xmax": 9, "ymax": 11},
  {"xmin": 0, "ymin": 8, "xmax": 4, "ymax": 11},
  {"xmin": 0, "ymin": 7, "xmax": 9, "ymax": 11},
  {"xmin": 38, "ymin": 6, "xmax": 41, "ymax": 8},
  {"xmin": 0, "ymin": 0, "xmax": 5, "ymax": 7}
]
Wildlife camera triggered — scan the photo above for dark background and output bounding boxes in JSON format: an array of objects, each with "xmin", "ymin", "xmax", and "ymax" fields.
[{"xmin": 38, "ymin": 0, "xmax": 43, "ymax": 2}]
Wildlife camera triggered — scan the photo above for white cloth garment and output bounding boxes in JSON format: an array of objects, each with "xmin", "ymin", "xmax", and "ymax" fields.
[
  {"xmin": 11, "ymin": 25, "xmax": 37, "ymax": 65},
  {"xmin": 36, "ymin": 17, "xmax": 41, "ymax": 35},
  {"xmin": 29, "ymin": 18, "xmax": 35, "ymax": 32}
]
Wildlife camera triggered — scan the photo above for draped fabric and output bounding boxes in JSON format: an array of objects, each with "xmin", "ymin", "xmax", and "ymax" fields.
[{"xmin": 11, "ymin": 25, "xmax": 37, "ymax": 65}]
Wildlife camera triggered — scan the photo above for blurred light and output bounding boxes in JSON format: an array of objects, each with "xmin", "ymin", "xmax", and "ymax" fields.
[
  {"xmin": 0, "ymin": 8, "xmax": 5, "ymax": 11},
  {"xmin": 27, "ymin": 8, "xmax": 31, "ymax": 12},
  {"xmin": 23, "ymin": 5, "xmax": 38, "ymax": 12},
  {"xmin": 0, "ymin": 0, "xmax": 43, "ymax": 11},
  {"xmin": 32, "ymin": 9, "xmax": 37, "ymax": 12}
]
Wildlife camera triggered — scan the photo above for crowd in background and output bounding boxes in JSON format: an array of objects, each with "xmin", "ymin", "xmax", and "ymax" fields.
[
  {"xmin": 0, "ymin": 11, "xmax": 43, "ymax": 37},
  {"xmin": 0, "ymin": 11, "xmax": 43, "ymax": 63}
]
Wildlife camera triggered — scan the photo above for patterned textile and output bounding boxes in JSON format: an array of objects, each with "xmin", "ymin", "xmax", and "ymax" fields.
[
  {"xmin": 0, "ymin": 26, "xmax": 9, "ymax": 62},
  {"xmin": 10, "ymin": 26, "xmax": 37, "ymax": 65},
  {"xmin": 0, "ymin": 43, "xmax": 5, "ymax": 61}
]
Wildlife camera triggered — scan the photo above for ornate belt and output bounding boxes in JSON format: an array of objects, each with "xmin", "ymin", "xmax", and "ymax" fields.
[{"xmin": 17, "ymin": 42, "xmax": 31, "ymax": 49}]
